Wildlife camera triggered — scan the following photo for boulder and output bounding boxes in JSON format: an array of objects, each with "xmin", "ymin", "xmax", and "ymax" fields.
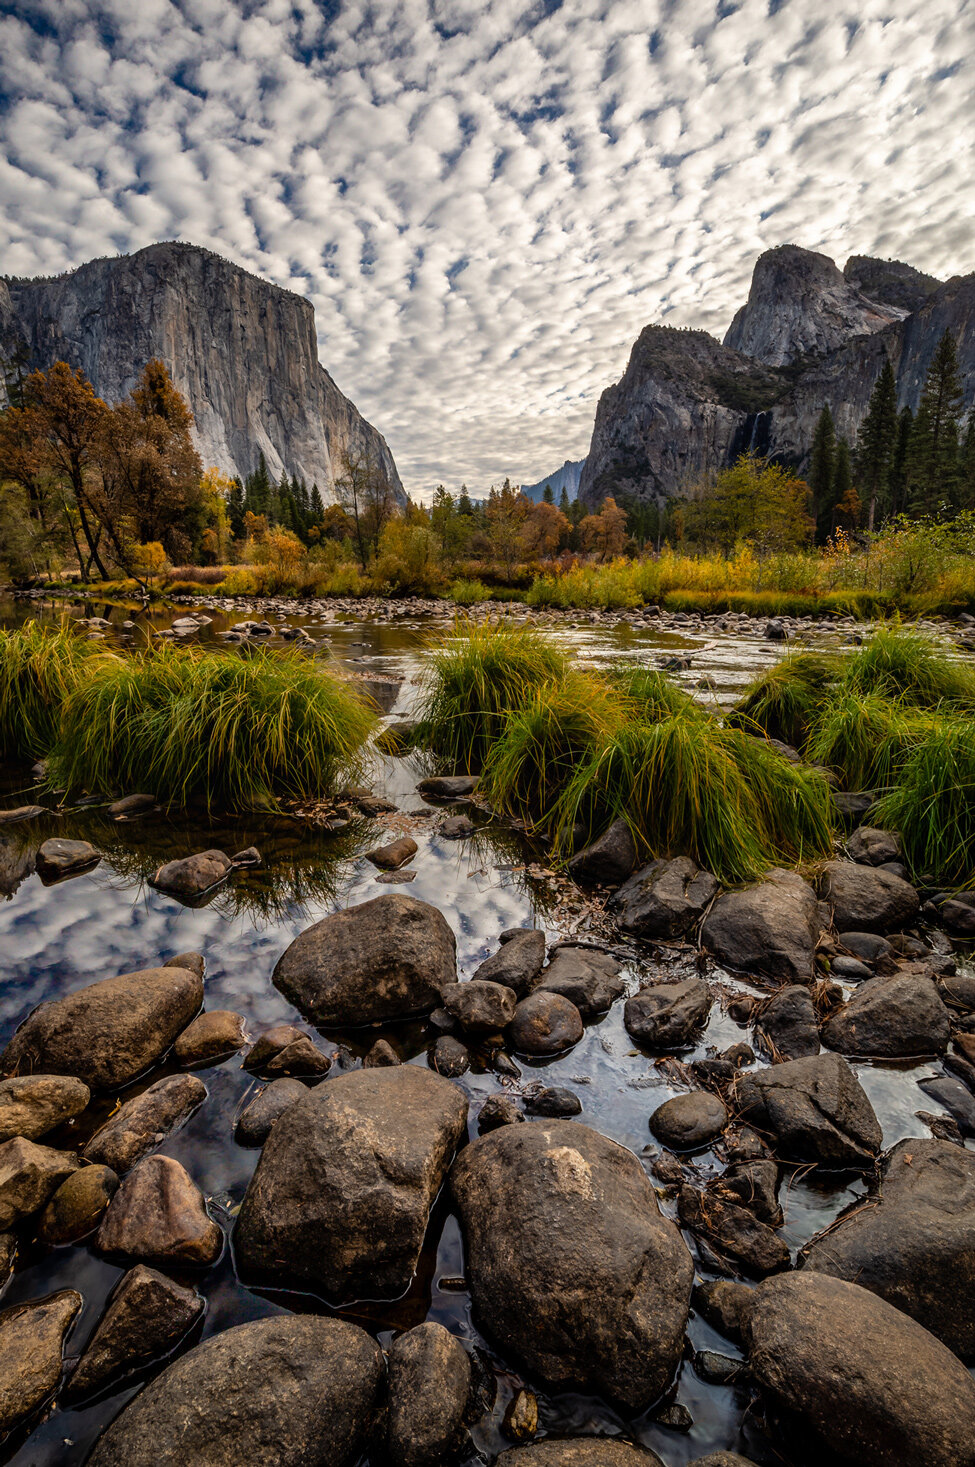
[
  {"xmin": 755, "ymin": 986, "xmax": 820, "ymax": 1061},
  {"xmin": 524, "ymin": 1085, "xmax": 582, "ymax": 1117},
  {"xmin": 678, "ymin": 1185, "xmax": 790, "ymax": 1278},
  {"xmin": 234, "ymin": 1078, "xmax": 309, "ymax": 1147},
  {"xmin": 235, "ymin": 1066, "xmax": 467, "ymax": 1299},
  {"xmin": 35, "ymin": 837, "xmax": 101, "ymax": 880},
  {"xmin": 710, "ymin": 1160, "xmax": 782, "ymax": 1227},
  {"xmin": 650, "ymin": 1092, "xmax": 727, "ymax": 1150},
  {"xmin": 242, "ymin": 1025, "xmax": 331, "ymax": 1076},
  {"xmin": 0, "ymin": 1074, "xmax": 90, "ymax": 1142},
  {"xmin": 609, "ymin": 857, "xmax": 720, "ymax": 939},
  {"xmin": 451, "ymin": 1119, "xmax": 693, "ymax": 1409},
  {"xmin": 96, "ymin": 1155, "xmax": 222, "ymax": 1266},
  {"xmin": 497, "ymin": 1446, "xmax": 664, "ymax": 1466},
  {"xmin": 443, "ymin": 980, "xmax": 517, "ymax": 1034},
  {"xmin": 567, "ymin": 819, "xmax": 638, "ymax": 887},
  {"xmin": 84, "ymin": 1074, "xmax": 207, "ymax": 1173},
  {"xmin": 477, "ymin": 1095, "xmax": 523, "ymax": 1132},
  {"xmin": 472, "ymin": 929, "xmax": 546, "ymax": 996},
  {"xmin": 624, "ymin": 978, "xmax": 711, "ymax": 1048},
  {"xmin": 437, "ymin": 815, "xmax": 473, "ymax": 839},
  {"xmin": 819, "ymin": 860, "xmax": 920, "ymax": 933},
  {"xmin": 363, "ymin": 1038, "xmax": 400, "ymax": 1067},
  {"xmin": 508, "ymin": 992, "xmax": 584, "ymax": 1055},
  {"xmin": 692, "ymin": 1278, "xmax": 755, "ymax": 1343},
  {"xmin": 802, "ymin": 1138, "xmax": 975, "ymax": 1358},
  {"xmin": 86, "ymin": 1315, "xmax": 384, "ymax": 1467},
  {"xmin": 432, "ymin": 1035, "xmax": 470, "ymax": 1077},
  {"xmin": 273, "ymin": 894, "xmax": 457, "ymax": 1025},
  {"xmin": 172, "ymin": 1010, "xmax": 246, "ymax": 1065},
  {"xmin": 940, "ymin": 892, "xmax": 975, "ymax": 937},
  {"xmin": 846, "ymin": 827, "xmax": 902, "ymax": 866},
  {"xmin": 0, "ymin": 1290, "xmax": 82, "ymax": 1435},
  {"xmin": 151, "ymin": 850, "xmax": 233, "ymax": 898},
  {"xmin": 365, "ymin": 837, "xmax": 418, "ymax": 870},
  {"xmin": 838, "ymin": 931, "xmax": 892, "ymax": 963},
  {"xmin": 701, "ymin": 869, "xmax": 820, "ymax": 982},
  {"xmin": 385, "ymin": 1322, "xmax": 470, "ymax": 1466},
  {"xmin": 732, "ymin": 1053, "xmax": 881, "ymax": 1167},
  {"xmin": 744, "ymin": 1272, "xmax": 975, "ymax": 1467},
  {"xmin": 534, "ymin": 947, "xmax": 624, "ymax": 1017},
  {"xmin": 0, "ymin": 1136, "xmax": 79, "ymax": 1228},
  {"xmin": 416, "ymin": 775, "xmax": 477, "ymax": 799},
  {"xmin": 165, "ymin": 951, "xmax": 205, "ymax": 978},
  {"xmin": 37, "ymin": 1163, "xmax": 118, "ymax": 1244},
  {"xmin": 67, "ymin": 1264, "xmax": 204, "ymax": 1399},
  {"xmin": 0, "ymin": 964, "xmax": 203, "ymax": 1089},
  {"xmin": 821, "ymin": 969, "xmax": 950, "ymax": 1057}
]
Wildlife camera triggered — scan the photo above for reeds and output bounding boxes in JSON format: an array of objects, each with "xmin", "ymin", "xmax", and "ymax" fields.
[
  {"xmin": 873, "ymin": 720, "xmax": 975, "ymax": 888},
  {"xmin": 0, "ymin": 620, "xmax": 115, "ymax": 759},
  {"xmin": 727, "ymin": 651, "xmax": 839, "ymax": 750},
  {"xmin": 804, "ymin": 692, "xmax": 934, "ymax": 792},
  {"xmin": 842, "ymin": 626, "xmax": 975, "ymax": 708}
]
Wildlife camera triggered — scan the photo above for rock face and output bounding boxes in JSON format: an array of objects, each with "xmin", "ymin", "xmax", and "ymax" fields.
[
  {"xmin": 733, "ymin": 1053, "xmax": 882, "ymax": 1167},
  {"xmin": 451, "ymin": 1119, "xmax": 694, "ymax": 1408},
  {"xmin": 744, "ymin": 1272, "xmax": 975, "ymax": 1467},
  {"xmin": 272, "ymin": 895, "xmax": 457, "ymax": 1026},
  {"xmin": 86, "ymin": 1315, "xmax": 384, "ymax": 1467},
  {"xmin": 67, "ymin": 1265, "xmax": 204, "ymax": 1399},
  {"xmin": 701, "ymin": 870, "xmax": 820, "ymax": 983},
  {"xmin": 0, "ymin": 1290, "xmax": 82, "ymax": 1435},
  {"xmin": 802, "ymin": 1138, "xmax": 975, "ymax": 1358},
  {"xmin": 0, "ymin": 965, "xmax": 203, "ymax": 1089},
  {"xmin": 5, "ymin": 242, "xmax": 403, "ymax": 503},
  {"xmin": 235, "ymin": 1066, "xmax": 467, "ymax": 1299}
]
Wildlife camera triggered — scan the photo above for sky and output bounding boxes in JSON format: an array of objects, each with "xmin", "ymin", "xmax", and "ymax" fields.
[{"xmin": 0, "ymin": 0, "xmax": 972, "ymax": 499}]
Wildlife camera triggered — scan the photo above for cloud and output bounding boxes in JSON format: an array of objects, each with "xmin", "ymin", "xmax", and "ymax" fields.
[{"xmin": 1, "ymin": 0, "xmax": 973, "ymax": 497}]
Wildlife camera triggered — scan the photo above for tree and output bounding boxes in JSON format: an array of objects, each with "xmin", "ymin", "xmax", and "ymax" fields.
[
  {"xmin": 21, "ymin": 362, "xmax": 112, "ymax": 577},
  {"xmin": 856, "ymin": 358, "xmax": 898, "ymax": 531},
  {"xmin": 809, "ymin": 406, "xmax": 836, "ymax": 542},
  {"xmin": 335, "ymin": 446, "xmax": 394, "ymax": 567},
  {"xmin": 243, "ymin": 452, "xmax": 272, "ymax": 518},
  {"xmin": 830, "ymin": 440, "xmax": 860, "ymax": 532},
  {"xmin": 558, "ymin": 486, "xmax": 571, "ymax": 517},
  {"xmin": 457, "ymin": 484, "xmax": 475, "ymax": 519},
  {"xmin": 683, "ymin": 455, "xmax": 812, "ymax": 557},
  {"xmin": 227, "ymin": 477, "xmax": 246, "ymax": 540},
  {"xmin": 486, "ymin": 479, "xmax": 529, "ymax": 578},
  {"xmin": 908, "ymin": 330, "xmax": 965, "ymax": 512},
  {"xmin": 542, "ymin": 482, "xmax": 554, "ymax": 504},
  {"xmin": 520, "ymin": 501, "xmax": 570, "ymax": 559},
  {"xmin": 578, "ymin": 496, "xmax": 628, "ymax": 559},
  {"xmin": 889, "ymin": 406, "xmax": 914, "ymax": 516}
]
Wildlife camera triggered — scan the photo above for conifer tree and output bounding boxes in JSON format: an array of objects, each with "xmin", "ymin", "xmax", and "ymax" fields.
[
  {"xmin": 244, "ymin": 452, "xmax": 271, "ymax": 516},
  {"xmin": 909, "ymin": 330, "xmax": 964, "ymax": 513},
  {"xmin": 809, "ymin": 405, "xmax": 836, "ymax": 541},
  {"xmin": 888, "ymin": 406, "xmax": 914, "ymax": 516},
  {"xmin": 227, "ymin": 477, "xmax": 246, "ymax": 540},
  {"xmin": 960, "ymin": 418, "xmax": 975, "ymax": 510},
  {"xmin": 457, "ymin": 485, "xmax": 474, "ymax": 518},
  {"xmin": 542, "ymin": 482, "xmax": 554, "ymax": 504},
  {"xmin": 310, "ymin": 482, "xmax": 326, "ymax": 524},
  {"xmin": 856, "ymin": 358, "xmax": 898, "ymax": 531},
  {"xmin": 830, "ymin": 439, "xmax": 858, "ymax": 532},
  {"xmin": 559, "ymin": 486, "xmax": 571, "ymax": 516}
]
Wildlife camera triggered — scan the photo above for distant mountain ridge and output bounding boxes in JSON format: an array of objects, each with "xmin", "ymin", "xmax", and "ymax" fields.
[
  {"xmin": 579, "ymin": 245, "xmax": 973, "ymax": 510},
  {"xmin": 521, "ymin": 458, "xmax": 585, "ymax": 503},
  {"xmin": 0, "ymin": 242, "xmax": 403, "ymax": 504}
]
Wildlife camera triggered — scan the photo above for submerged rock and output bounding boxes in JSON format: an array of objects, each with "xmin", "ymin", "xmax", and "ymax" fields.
[
  {"xmin": 732, "ymin": 1053, "xmax": 881, "ymax": 1167},
  {"xmin": 609, "ymin": 856, "xmax": 720, "ymax": 939},
  {"xmin": 96, "ymin": 1155, "xmax": 222, "ymax": 1266},
  {"xmin": 451, "ymin": 1119, "xmax": 693, "ymax": 1409},
  {"xmin": 151, "ymin": 850, "xmax": 233, "ymax": 898},
  {"xmin": 84, "ymin": 1074, "xmax": 207, "ymax": 1173},
  {"xmin": 385, "ymin": 1321, "xmax": 470, "ymax": 1466},
  {"xmin": 0, "ymin": 1290, "xmax": 82, "ymax": 1435},
  {"xmin": 624, "ymin": 978, "xmax": 711, "ymax": 1048},
  {"xmin": 67, "ymin": 1265, "xmax": 204, "ymax": 1400},
  {"xmin": 679, "ymin": 1185, "xmax": 790, "ymax": 1278},
  {"xmin": 701, "ymin": 869, "xmax": 820, "ymax": 983},
  {"xmin": 0, "ymin": 1074, "xmax": 90, "ymax": 1142},
  {"xmin": 37, "ymin": 1163, "xmax": 118, "ymax": 1245}
]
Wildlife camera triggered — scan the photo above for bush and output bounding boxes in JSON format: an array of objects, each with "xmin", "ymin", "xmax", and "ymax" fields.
[{"xmin": 449, "ymin": 579, "xmax": 491, "ymax": 606}]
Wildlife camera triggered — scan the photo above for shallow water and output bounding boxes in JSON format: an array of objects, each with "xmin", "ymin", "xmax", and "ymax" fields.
[{"xmin": 0, "ymin": 595, "xmax": 968, "ymax": 1465}]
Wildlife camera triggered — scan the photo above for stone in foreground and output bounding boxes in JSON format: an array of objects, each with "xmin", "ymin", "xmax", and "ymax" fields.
[
  {"xmin": 732, "ymin": 1052, "xmax": 881, "ymax": 1167},
  {"xmin": 0, "ymin": 1290, "xmax": 82, "ymax": 1435},
  {"xmin": 821, "ymin": 968, "xmax": 950, "ymax": 1057},
  {"xmin": 273, "ymin": 894, "xmax": 457, "ymax": 1025},
  {"xmin": 172, "ymin": 1010, "xmax": 246, "ymax": 1065},
  {"xmin": 96, "ymin": 1155, "xmax": 222, "ymax": 1266},
  {"xmin": 451, "ymin": 1119, "xmax": 693, "ymax": 1409},
  {"xmin": 567, "ymin": 819, "xmax": 638, "ymax": 887},
  {"xmin": 624, "ymin": 978, "xmax": 711, "ymax": 1048},
  {"xmin": 385, "ymin": 1321, "xmax": 470, "ymax": 1466},
  {"xmin": 151, "ymin": 850, "xmax": 233, "ymax": 898},
  {"xmin": 36, "ymin": 838, "xmax": 101, "ymax": 880},
  {"xmin": 67, "ymin": 1264, "xmax": 204, "ymax": 1400},
  {"xmin": 701, "ymin": 869, "xmax": 820, "ymax": 982},
  {"xmin": 497, "ymin": 1445, "xmax": 664, "ymax": 1466},
  {"xmin": 0, "ymin": 1074, "xmax": 90, "ymax": 1142},
  {"xmin": 0, "ymin": 1136, "xmax": 79, "ymax": 1228},
  {"xmin": 38, "ymin": 1164, "xmax": 118, "ymax": 1244},
  {"xmin": 87, "ymin": 1315, "xmax": 384, "ymax": 1467},
  {"xmin": 235, "ymin": 1066, "xmax": 467, "ymax": 1299},
  {"xmin": 84, "ymin": 1074, "xmax": 207, "ymax": 1173},
  {"xmin": 609, "ymin": 856, "xmax": 720, "ymax": 939}
]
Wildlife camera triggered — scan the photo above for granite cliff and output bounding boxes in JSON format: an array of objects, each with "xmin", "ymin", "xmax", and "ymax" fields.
[
  {"xmin": 1, "ymin": 242, "xmax": 402, "ymax": 504},
  {"xmin": 579, "ymin": 245, "xmax": 973, "ymax": 511}
]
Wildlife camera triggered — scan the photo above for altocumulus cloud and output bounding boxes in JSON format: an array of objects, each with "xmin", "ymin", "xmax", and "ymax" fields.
[{"xmin": 0, "ymin": 0, "xmax": 972, "ymax": 496}]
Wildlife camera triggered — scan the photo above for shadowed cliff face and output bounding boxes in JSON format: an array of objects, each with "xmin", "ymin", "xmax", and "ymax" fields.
[
  {"xmin": 2, "ymin": 242, "xmax": 403, "ymax": 504},
  {"xmin": 580, "ymin": 245, "xmax": 974, "ymax": 511}
]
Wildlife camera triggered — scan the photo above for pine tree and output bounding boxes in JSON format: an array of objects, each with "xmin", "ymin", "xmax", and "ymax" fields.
[
  {"xmin": 227, "ymin": 478, "xmax": 246, "ymax": 540},
  {"xmin": 542, "ymin": 482, "xmax": 554, "ymax": 504},
  {"xmin": 457, "ymin": 485, "xmax": 474, "ymax": 518},
  {"xmin": 310, "ymin": 482, "xmax": 326, "ymax": 524},
  {"xmin": 559, "ymin": 486, "xmax": 571, "ymax": 516},
  {"xmin": 809, "ymin": 406, "xmax": 836, "ymax": 542},
  {"xmin": 856, "ymin": 358, "xmax": 898, "ymax": 531},
  {"xmin": 244, "ymin": 452, "xmax": 271, "ymax": 516},
  {"xmin": 888, "ymin": 406, "xmax": 914, "ymax": 516},
  {"xmin": 909, "ymin": 330, "xmax": 964, "ymax": 513},
  {"xmin": 830, "ymin": 439, "xmax": 858, "ymax": 532},
  {"xmin": 960, "ymin": 418, "xmax": 975, "ymax": 511}
]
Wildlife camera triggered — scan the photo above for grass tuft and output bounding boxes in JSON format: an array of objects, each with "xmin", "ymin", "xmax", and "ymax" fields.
[
  {"xmin": 727, "ymin": 651, "xmax": 839, "ymax": 750},
  {"xmin": 873, "ymin": 719, "xmax": 975, "ymax": 888},
  {"xmin": 804, "ymin": 691, "xmax": 934, "ymax": 792},
  {"xmin": 0, "ymin": 620, "xmax": 116, "ymax": 760},
  {"xmin": 842, "ymin": 626, "xmax": 975, "ymax": 708}
]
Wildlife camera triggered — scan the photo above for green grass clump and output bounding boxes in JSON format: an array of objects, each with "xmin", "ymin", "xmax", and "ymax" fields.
[
  {"xmin": 728, "ymin": 651, "xmax": 839, "ymax": 749},
  {"xmin": 842, "ymin": 626, "xmax": 975, "ymax": 708},
  {"xmin": 416, "ymin": 619, "xmax": 567, "ymax": 772},
  {"xmin": 873, "ymin": 720, "xmax": 975, "ymax": 887},
  {"xmin": 608, "ymin": 664, "xmax": 702, "ymax": 723},
  {"xmin": 804, "ymin": 691, "xmax": 934, "ymax": 791},
  {"xmin": 49, "ymin": 644, "xmax": 375, "ymax": 811},
  {"xmin": 449, "ymin": 578, "xmax": 491, "ymax": 606},
  {"xmin": 0, "ymin": 621, "xmax": 115, "ymax": 760}
]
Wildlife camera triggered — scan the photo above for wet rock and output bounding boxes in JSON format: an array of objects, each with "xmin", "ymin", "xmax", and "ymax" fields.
[
  {"xmin": 0, "ymin": 1137, "xmax": 79, "ymax": 1228},
  {"xmin": 96, "ymin": 1155, "xmax": 222, "ymax": 1266},
  {"xmin": 819, "ymin": 860, "xmax": 920, "ymax": 933},
  {"xmin": 84, "ymin": 1074, "xmax": 207, "ymax": 1173},
  {"xmin": 451, "ymin": 1119, "xmax": 693, "ymax": 1409},
  {"xmin": 108, "ymin": 793, "xmax": 157, "ymax": 818},
  {"xmin": 151, "ymin": 850, "xmax": 233, "ymax": 899},
  {"xmin": 172, "ymin": 1010, "xmax": 246, "ymax": 1065},
  {"xmin": 702, "ymin": 869, "xmax": 820, "ymax": 983},
  {"xmin": 477, "ymin": 1095, "xmax": 523, "ymax": 1132},
  {"xmin": 831, "ymin": 954, "xmax": 873, "ymax": 980},
  {"xmin": 497, "ymin": 1445, "xmax": 664, "ymax": 1466},
  {"xmin": 234, "ymin": 1078, "xmax": 308, "ymax": 1146},
  {"xmin": 242, "ymin": 1025, "xmax": 331, "ymax": 1076},
  {"xmin": 679, "ymin": 1185, "xmax": 790, "ymax": 1277},
  {"xmin": 0, "ymin": 1074, "xmax": 90, "ymax": 1142},
  {"xmin": 416, "ymin": 775, "xmax": 477, "ymax": 799},
  {"xmin": 0, "ymin": 963, "xmax": 204, "ymax": 1090},
  {"xmin": 838, "ymin": 931, "xmax": 892, "ymax": 964},
  {"xmin": 0, "ymin": 1290, "xmax": 82, "ymax": 1435},
  {"xmin": 472, "ymin": 929, "xmax": 546, "ymax": 996},
  {"xmin": 937, "ymin": 971, "xmax": 975, "ymax": 1010},
  {"xmin": 692, "ymin": 1278, "xmax": 754, "ymax": 1343},
  {"xmin": 363, "ymin": 1037, "xmax": 400, "ymax": 1067},
  {"xmin": 624, "ymin": 978, "xmax": 711, "ymax": 1048},
  {"xmin": 650, "ymin": 1092, "xmax": 727, "ymax": 1150},
  {"xmin": 693, "ymin": 1350, "xmax": 745, "ymax": 1384},
  {"xmin": 710, "ymin": 1160, "xmax": 782, "ymax": 1227},
  {"xmin": 0, "ymin": 804, "xmax": 47, "ymax": 824},
  {"xmin": 744, "ymin": 1271, "xmax": 975, "ymax": 1467},
  {"xmin": 723, "ymin": 1042, "xmax": 755, "ymax": 1067},
  {"xmin": 432, "ymin": 1035, "xmax": 470, "ymax": 1077},
  {"xmin": 509, "ymin": 992, "xmax": 584, "ymax": 1055},
  {"xmin": 755, "ymin": 986, "xmax": 820, "ymax": 1060},
  {"xmin": 732, "ymin": 1052, "xmax": 882, "ymax": 1167},
  {"xmin": 230, "ymin": 845, "xmax": 261, "ymax": 866},
  {"xmin": 444, "ymin": 980, "xmax": 517, "ymax": 1034},
  {"xmin": 821, "ymin": 969, "xmax": 950, "ymax": 1057},
  {"xmin": 567, "ymin": 819, "xmax": 638, "ymax": 886},
  {"xmin": 87, "ymin": 1315, "xmax": 384, "ymax": 1467},
  {"xmin": 438, "ymin": 815, "xmax": 473, "ymax": 838},
  {"xmin": 846, "ymin": 827, "xmax": 902, "ymax": 866},
  {"xmin": 37, "ymin": 1163, "xmax": 118, "ymax": 1244},
  {"xmin": 36, "ymin": 838, "xmax": 101, "ymax": 880},
  {"xmin": 503, "ymin": 1387, "xmax": 538, "ymax": 1442},
  {"xmin": 802, "ymin": 1138, "xmax": 975, "ymax": 1357},
  {"xmin": 235, "ymin": 1067, "xmax": 467, "ymax": 1299},
  {"xmin": 687, "ymin": 1456, "xmax": 759, "ymax": 1467},
  {"xmin": 376, "ymin": 869, "xmax": 417, "ymax": 884},
  {"xmin": 692, "ymin": 1057, "xmax": 737, "ymax": 1085},
  {"xmin": 164, "ymin": 951, "xmax": 205, "ymax": 978},
  {"xmin": 534, "ymin": 947, "xmax": 624, "ymax": 1017},
  {"xmin": 273, "ymin": 894, "xmax": 457, "ymax": 1025},
  {"xmin": 940, "ymin": 892, "xmax": 975, "ymax": 937},
  {"xmin": 919, "ymin": 1076, "xmax": 975, "ymax": 1136},
  {"xmin": 366, "ymin": 836, "xmax": 418, "ymax": 870},
  {"xmin": 523, "ymin": 1085, "xmax": 582, "ymax": 1117},
  {"xmin": 609, "ymin": 856, "xmax": 720, "ymax": 939},
  {"xmin": 385, "ymin": 1321, "xmax": 470, "ymax": 1466},
  {"xmin": 67, "ymin": 1265, "xmax": 204, "ymax": 1400}
]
